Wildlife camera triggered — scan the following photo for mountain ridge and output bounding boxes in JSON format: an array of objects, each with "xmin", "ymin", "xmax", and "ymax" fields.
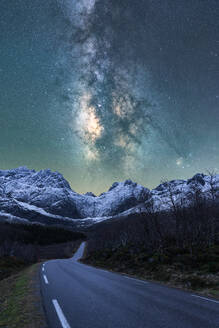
[{"xmin": 0, "ymin": 167, "xmax": 218, "ymax": 228}]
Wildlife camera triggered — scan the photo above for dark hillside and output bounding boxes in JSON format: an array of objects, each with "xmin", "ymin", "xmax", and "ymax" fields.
[
  {"xmin": 0, "ymin": 221, "xmax": 85, "ymax": 246},
  {"xmin": 0, "ymin": 221, "xmax": 86, "ymax": 280},
  {"xmin": 83, "ymin": 200, "xmax": 219, "ymax": 298}
]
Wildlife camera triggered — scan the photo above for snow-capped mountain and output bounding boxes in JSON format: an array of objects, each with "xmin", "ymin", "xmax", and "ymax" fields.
[
  {"xmin": 0, "ymin": 167, "xmax": 150, "ymax": 226},
  {"xmin": 147, "ymin": 173, "xmax": 219, "ymax": 212},
  {"xmin": 0, "ymin": 167, "xmax": 218, "ymax": 228}
]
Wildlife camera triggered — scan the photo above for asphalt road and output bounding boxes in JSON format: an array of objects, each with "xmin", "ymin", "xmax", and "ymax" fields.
[{"xmin": 41, "ymin": 242, "xmax": 219, "ymax": 328}]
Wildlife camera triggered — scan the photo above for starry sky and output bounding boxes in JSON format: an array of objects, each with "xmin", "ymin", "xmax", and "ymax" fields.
[{"xmin": 0, "ymin": 0, "xmax": 218, "ymax": 194}]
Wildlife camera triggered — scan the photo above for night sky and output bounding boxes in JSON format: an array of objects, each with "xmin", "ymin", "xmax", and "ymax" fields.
[{"xmin": 0, "ymin": 0, "xmax": 218, "ymax": 194}]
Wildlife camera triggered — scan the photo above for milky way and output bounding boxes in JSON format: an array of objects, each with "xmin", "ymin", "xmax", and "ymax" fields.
[
  {"xmin": 0, "ymin": 0, "xmax": 218, "ymax": 193},
  {"xmin": 58, "ymin": 1, "xmax": 187, "ymax": 168}
]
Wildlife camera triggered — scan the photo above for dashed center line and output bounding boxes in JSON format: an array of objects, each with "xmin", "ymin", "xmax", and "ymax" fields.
[
  {"xmin": 43, "ymin": 274, "xmax": 49, "ymax": 284},
  {"xmin": 191, "ymin": 295, "xmax": 219, "ymax": 304},
  {"xmin": 52, "ymin": 299, "xmax": 71, "ymax": 328}
]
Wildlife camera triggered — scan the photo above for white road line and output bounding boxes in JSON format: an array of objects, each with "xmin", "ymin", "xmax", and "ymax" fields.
[
  {"xmin": 42, "ymin": 267, "xmax": 45, "ymax": 272},
  {"xmin": 43, "ymin": 274, "xmax": 49, "ymax": 284},
  {"xmin": 191, "ymin": 295, "xmax": 219, "ymax": 304},
  {"xmin": 125, "ymin": 276, "xmax": 148, "ymax": 284},
  {"xmin": 52, "ymin": 299, "xmax": 71, "ymax": 328}
]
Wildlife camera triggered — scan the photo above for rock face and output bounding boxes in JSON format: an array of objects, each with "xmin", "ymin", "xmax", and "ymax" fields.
[
  {"xmin": 0, "ymin": 167, "xmax": 150, "ymax": 225},
  {"xmin": 0, "ymin": 167, "xmax": 80, "ymax": 219},
  {"xmin": 147, "ymin": 173, "xmax": 219, "ymax": 212},
  {"xmin": 0, "ymin": 167, "xmax": 218, "ymax": 227}
]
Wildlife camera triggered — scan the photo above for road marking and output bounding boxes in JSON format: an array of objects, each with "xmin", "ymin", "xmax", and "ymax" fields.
[
  {"xmin": 42, "ymin": 267, "xmax": 45, "ymax": 272},
  {"xmin": 52, "ymin": 299, "xmax": 71, "ymax": 328},
  {"xmin": 191, "ymin": 295, "xmax": 219, "ymax": 304},
  {"xmin": 43, "ymin": 274, "xmax": 49, "ymax": 284},
  {"xmin": 125, "ymin": 276, "xmax": 148, "ymax": 284}
]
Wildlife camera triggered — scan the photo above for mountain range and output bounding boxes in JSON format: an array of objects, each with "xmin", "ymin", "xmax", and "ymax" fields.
[{"xmin": 0, "ymin": 167, "xmax": 218, "ymax": 228}]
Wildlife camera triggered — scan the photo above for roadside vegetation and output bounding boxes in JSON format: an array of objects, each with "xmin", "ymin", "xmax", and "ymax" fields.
[
  {"xmin": 0, "ymin": 264, "xmax": 47, "ymax": 328},
  {"xmin": 83, "ymin": 243, "xmax": 219, "ymax": 299},
  {"xmin": 0, "ymin": 263, "xmax": 47, "ymax": 328},
  {"xmin": 84, "ymin": 179, "xmax": 219, "ymax": 298},
  {"xmin": 0, "ymin": 221, "xmax": 86, "ymax": 280},
  {"xmin": 0, "ymin": 222, "xmax": 85, "ymax": 328}
]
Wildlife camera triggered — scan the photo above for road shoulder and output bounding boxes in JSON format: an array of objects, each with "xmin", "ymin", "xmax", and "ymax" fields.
[{"xmin": 0, "ymin": 263, "xmax": 48, "ymax": 328}]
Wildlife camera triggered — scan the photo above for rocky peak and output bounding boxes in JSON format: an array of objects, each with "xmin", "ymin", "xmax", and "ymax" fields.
[
  {"xmin": 0, "ymin": 167, "xmax": 218, "ymax": 228},
  {"xmin": 84, "ymin": 192, "xmax": 96, "ymax": 197},
  {"xmin": 187, "ymin": 173, "xmax": 206, "ymax": 186}
]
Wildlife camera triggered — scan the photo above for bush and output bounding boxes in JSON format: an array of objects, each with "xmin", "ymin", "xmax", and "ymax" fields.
[
  {"xmin": 187, "ymin": 276, "xmax": 208, "ymax": 289},
  {"xmin": 208, "ymin": 262, "xmax": 219, "ymax": 274}
]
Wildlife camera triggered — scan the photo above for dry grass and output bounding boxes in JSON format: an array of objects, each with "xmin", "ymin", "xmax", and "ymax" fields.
[{"xmin": 0, "ymin": 263, "xmax": 47, "ymax": 328}]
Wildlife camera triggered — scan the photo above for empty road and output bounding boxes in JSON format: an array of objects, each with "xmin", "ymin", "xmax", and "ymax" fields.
[{"xmin": 40, "ymin": 242, "xmax": 219, "ymax": 328}]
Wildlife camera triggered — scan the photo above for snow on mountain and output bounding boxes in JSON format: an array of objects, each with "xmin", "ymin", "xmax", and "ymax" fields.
[
  {"xmin": 0, "ymin": 167, "xmax": 218, "ymax": 227},
  {"xmin": 77, "ymin": 179, "xmax": 150, "ymax": 217},
  {"xmin": 0, "ymin": 167, "xmax": 150, "ymax": 225},
  {"xmin": 146, "ymin": 173, "xmax": 219, "ymax": 212}
]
